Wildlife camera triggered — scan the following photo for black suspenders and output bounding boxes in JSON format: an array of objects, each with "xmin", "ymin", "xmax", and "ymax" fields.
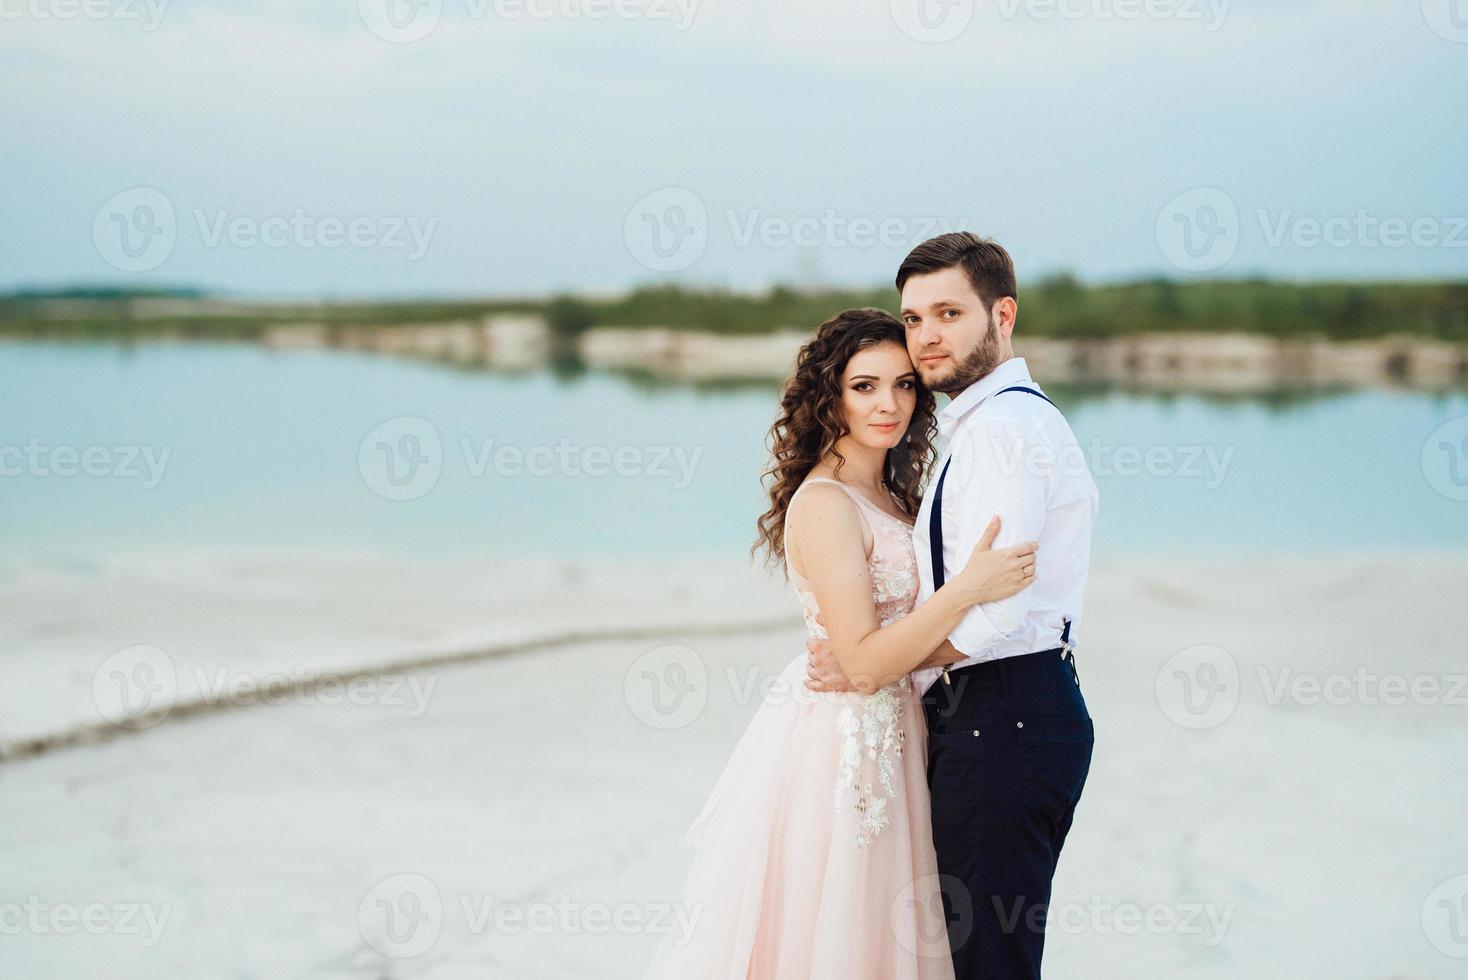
[{"xmin": 929, "ymin": 385, "xmax": 1074, "ymax": 673}]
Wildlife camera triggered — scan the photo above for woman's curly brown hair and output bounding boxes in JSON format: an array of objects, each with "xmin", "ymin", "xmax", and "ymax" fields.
[{"xmin": 753, "ymin": 307, "xmax": 938, "ymax": 572}]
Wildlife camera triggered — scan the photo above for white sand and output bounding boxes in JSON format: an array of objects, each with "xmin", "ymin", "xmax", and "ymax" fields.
[{"xmin": 2, "ymin": 552, "xmax": 1466, "ymax": 978}]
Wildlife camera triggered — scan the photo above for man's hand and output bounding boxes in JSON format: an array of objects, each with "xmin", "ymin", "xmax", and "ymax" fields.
[{"xmin": 804, "ymin": 612, "xmax": 857, "ymax": 692}]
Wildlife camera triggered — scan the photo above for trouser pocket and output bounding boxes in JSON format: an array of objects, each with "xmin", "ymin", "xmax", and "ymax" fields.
[{"xmin": 1016, "ymin": 716, "xmax": 1094, "ymax": 848}]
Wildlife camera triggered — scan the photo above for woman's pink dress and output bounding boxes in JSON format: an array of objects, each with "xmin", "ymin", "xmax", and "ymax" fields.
[{"xmin": 644, "ymin": 477, "xmax": 955, "ymax": 980}]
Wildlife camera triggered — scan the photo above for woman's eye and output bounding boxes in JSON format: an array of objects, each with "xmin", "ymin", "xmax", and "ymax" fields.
[
  {"xmin": 853, "ymin": 383, "xmax": 872, "ymax": 391},
  {"xmin": 897, "ymin": 380, "xmax": 915, "ymax": 389}
]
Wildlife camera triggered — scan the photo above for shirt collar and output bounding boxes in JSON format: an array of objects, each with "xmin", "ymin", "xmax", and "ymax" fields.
[{"xmin": 936, "ymin": 357, "xmax": 1035, "ymax": 437}]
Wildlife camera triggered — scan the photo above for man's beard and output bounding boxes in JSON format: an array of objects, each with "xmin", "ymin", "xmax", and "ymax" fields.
[{"xmin": 925, "ymin": 313, "xmax": 1003, "ymax": 394}]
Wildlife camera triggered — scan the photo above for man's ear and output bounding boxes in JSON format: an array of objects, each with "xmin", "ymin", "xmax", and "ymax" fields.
[{"xmin": 993, "ymin": 297, "xmax": 1018, "ymax": 339}]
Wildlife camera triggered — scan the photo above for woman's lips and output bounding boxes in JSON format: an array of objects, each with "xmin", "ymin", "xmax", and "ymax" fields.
[{"xmin": 870, "ymin": 421, "xmax": 900, "ymax": 430}]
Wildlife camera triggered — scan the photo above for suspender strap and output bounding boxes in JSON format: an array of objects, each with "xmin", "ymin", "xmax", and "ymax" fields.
[
  {"xmin": 929, "ymin": 385, "xmax": 1053, "ymax": 590},
  {"xmin": 928, "ymin": 456, "xmax": 954, "ymax": 590},
  {"xmin": 929, "ymin": 384, "xmax": 1077, "ymax": 649}
]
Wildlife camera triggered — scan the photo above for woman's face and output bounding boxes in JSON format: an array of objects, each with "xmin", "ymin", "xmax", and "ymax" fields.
[{"xmin": 839, "ymin": 341, "xmax": 918, "ymax": 451}]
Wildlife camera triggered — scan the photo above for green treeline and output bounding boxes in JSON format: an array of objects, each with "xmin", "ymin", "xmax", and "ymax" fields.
[{"xmin": 4, "ymin": 278, "xmax": 1466, "ymax": 342}]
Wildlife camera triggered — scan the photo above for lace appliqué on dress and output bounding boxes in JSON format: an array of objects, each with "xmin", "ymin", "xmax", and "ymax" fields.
[
  {"xmin": 834, "ymin": 674, "xmax": 911, "ymax": 849},
  {"xmin": 788, "ymin": 478, "xmax": 921, "ymax": 850}
]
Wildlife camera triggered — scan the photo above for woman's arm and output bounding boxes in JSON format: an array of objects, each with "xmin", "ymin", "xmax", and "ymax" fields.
[{"xmin": 788, "ymin": 486, "xmax": 1033, "ymax": 695}]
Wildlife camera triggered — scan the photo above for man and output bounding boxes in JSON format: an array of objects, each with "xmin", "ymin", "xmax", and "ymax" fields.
[{"xmin": 806, "ymin": 232, "xmax": 1099, "ymax": 979}]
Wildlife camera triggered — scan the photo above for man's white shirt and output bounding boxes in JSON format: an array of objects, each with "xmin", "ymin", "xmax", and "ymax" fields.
[{"xmin": 910, "ymin": 357, "xmax": 1099, "ymax": 696}]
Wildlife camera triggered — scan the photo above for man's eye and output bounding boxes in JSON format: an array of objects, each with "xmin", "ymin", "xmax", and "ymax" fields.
[{"xmin": 942, "ymin": 309, "xmax": 959, "ymax": 319}]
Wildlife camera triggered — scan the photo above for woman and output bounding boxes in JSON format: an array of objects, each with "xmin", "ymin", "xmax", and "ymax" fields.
[{"xmin": 643, "ymin": 308, "xmax": 1039, "ymax": 979}]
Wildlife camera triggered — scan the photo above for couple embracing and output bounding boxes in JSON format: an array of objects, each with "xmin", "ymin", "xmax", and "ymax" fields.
[{"xmin": 645, "ymin": 232, "xmax": 1099, "ymax": 980}]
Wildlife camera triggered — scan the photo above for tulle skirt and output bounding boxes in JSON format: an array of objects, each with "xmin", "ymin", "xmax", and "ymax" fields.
[{"xmin": 643, "ymin": 654, "xmax": 956, "ymax": 980}]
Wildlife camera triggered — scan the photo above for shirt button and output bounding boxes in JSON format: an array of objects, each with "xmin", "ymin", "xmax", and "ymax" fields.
[
  {"xmin": 1016, "ymin": 721, "xmax": 1024, "ymax": 729},
  {"xmin": 972, "ymin": 729, "xmax": 980, "ymax": 737}
]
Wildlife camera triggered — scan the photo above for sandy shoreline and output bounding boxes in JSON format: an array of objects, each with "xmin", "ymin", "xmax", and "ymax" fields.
[{"xmin": 3, "ymin": 551, "xmax": 1466, "ymax": 978}]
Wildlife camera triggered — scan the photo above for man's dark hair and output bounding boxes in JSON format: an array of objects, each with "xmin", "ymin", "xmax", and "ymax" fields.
[{"xmin": 895, "ymin": 232, "xmax": 1017, "ymax": 312}]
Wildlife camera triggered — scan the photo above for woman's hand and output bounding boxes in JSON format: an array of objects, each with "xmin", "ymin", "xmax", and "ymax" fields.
[{"xmin": 952, "ymin": 516, "xmax": 1038, "ymax": 606}]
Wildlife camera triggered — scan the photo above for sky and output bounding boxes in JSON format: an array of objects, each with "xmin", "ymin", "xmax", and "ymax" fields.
[{"xmin": 2, "ymin": 0, "xmax": 1466, "ymax": 299}]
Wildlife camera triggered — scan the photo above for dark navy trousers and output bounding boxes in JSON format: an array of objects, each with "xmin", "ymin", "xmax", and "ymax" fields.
[{"xmin": 921, "ymin": 649, "xmax": 1094, "ymax": 980}]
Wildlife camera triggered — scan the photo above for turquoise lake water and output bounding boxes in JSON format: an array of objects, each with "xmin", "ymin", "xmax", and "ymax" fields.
[{"xmin": 2, "ymin": 341, "xmax": 1466, "ymax": 559}]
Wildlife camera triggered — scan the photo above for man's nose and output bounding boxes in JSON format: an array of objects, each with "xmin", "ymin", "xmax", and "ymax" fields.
[{"xmin": 915, "ymin": 318, "xmax": 942, "ymax": 349}]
